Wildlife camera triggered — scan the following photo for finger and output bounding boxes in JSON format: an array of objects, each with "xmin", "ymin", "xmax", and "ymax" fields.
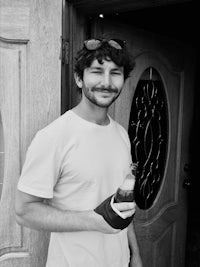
[
  {"xmin": 120, "ymin": 208, "xmax": 136, "ymax": 219},
  {"xmin": 113, "ymin": 201, "xmax": 136, "ymax": 212}
]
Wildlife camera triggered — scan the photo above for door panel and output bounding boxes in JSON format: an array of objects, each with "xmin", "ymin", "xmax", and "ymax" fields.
[
  {"xmin": 0, "ymin": 0, "xmax": 62, "ymax": 266},
  {"xmin": 91, "ymin": 19, "xmax": 194, "ymax": 267},
  {"xmin": 0, "ymin": 40, "xmax": 30, "ymax": 267}
]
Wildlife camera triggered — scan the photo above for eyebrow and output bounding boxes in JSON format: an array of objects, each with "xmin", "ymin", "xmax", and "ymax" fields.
[{"xmin": 89, "ymin": 67, "xmax": 103, "ymax": 70}]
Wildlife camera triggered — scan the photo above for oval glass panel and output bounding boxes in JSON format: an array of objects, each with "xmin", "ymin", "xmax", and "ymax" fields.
[
  {"xmin": 128, "ymin": 67, "xmax": 168, "ymax": 209},
  {"xmin": 0, "ymin": 112, "xmax": 4, "ymax": 201}
]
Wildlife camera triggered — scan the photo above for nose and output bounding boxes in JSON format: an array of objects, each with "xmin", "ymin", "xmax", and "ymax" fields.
[{"xmin": 101, "ymin": 73, "xmax": 112, "ymax": 88}]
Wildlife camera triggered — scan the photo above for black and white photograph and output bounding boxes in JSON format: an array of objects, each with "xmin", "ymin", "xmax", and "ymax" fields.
[{"xmin": 0, "ymin": 0, "xmax": 198, "ymax": 266}]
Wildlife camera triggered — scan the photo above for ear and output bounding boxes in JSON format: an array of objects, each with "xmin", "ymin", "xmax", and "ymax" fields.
[{"xmin": 74, "ymin": 73, "xmax": 83, "ymax": 89}]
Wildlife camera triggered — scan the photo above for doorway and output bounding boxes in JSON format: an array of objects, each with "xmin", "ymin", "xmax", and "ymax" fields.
[{"xmin": 62, "ymin": 1, "xmax": 198, "ymax": 266}]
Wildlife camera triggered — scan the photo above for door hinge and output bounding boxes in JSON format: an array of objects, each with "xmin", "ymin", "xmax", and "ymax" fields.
[{"xmin": 60, "ymin": 36, "xmax": 69, "ymax": 64}]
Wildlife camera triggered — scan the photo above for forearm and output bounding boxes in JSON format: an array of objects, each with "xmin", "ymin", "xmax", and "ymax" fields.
[
  {"xmin": 127, "ymin": 220, "xmax": 143, "ymax": 266},
  {"xmin": 128, "ymin": 221, "xmax": 140, "ymax": 253},
  {"xmin": 16, "ymin": 201, "xmax": 98, "ymax": 232},
  {"xmin": 15, "ymin": 190, "xmax": 134, "ymax": 234}
]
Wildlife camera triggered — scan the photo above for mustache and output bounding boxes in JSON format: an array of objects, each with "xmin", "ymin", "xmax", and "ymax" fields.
[{"xmin": 91, "ymin": 87, "xmax": 118, "ymax": 93}]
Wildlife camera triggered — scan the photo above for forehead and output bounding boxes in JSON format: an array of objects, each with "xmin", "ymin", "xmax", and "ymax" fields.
[{"xmin": 89, "ymin": 59, "xmax": 123, "ymax": 70}]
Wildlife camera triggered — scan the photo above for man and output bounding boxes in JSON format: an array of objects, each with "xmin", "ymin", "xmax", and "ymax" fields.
[{"xmin": 15, "ymin": 38, "xmax": 143, "ymax": 267}]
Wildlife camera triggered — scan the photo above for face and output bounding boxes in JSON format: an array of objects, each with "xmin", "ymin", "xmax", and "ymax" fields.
[{"xmin": 75, "ymin": 59, "xmax": 125, "ymax": 108}]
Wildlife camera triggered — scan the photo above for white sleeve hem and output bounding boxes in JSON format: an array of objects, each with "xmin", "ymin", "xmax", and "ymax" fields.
[{"xmin": 17, "ymin": 183, "xmax": 53, "ymax": 199}]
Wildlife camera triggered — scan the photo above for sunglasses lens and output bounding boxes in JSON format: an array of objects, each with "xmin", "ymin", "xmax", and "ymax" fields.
[
  {"xmin": 109, "ymin": 39, "xmax": 125, "ymax": 50},
  {"xmin": 84, "ymin": 39, "xmax": 101, "ymax": 50}
]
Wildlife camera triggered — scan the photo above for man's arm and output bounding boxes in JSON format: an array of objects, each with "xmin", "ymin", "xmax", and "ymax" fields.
[
  {"xmin": 127, "ymin": 220, "xmax": 143, "ymax": 267},
  {"xmin": 15, "ymin": 190, "xmax": 135, "ymax": 234}
]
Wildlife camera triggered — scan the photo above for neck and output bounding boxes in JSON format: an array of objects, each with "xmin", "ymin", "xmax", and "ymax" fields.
[{"xmin": 73, "ymin": 98, "xmax": 110, "ymax": 126}]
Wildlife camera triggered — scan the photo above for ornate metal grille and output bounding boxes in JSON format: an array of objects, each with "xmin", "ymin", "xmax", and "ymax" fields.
[{"xmin": 128, "ymin": 68, "xmax": 168, "ymax": 209}]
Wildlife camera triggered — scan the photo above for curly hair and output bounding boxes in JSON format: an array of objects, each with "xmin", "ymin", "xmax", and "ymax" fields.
[{"xmin": 74, "ymin": 40, "xmax": 135, "ymax": 82}]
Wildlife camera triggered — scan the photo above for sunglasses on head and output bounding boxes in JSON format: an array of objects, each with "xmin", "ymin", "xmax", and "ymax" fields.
[{"xmin": 84, "ymin": 39, "xmax": 126, "ymax": 50}]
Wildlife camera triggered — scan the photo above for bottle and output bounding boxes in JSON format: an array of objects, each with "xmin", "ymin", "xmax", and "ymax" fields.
[{"xmin": 114, "ymin": 163, "xmax": 137, "ymax": 203}]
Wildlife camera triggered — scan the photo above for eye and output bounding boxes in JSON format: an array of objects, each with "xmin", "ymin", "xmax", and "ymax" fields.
[
  {"xmin": 90, "ymin": 68, "xmax": 103, "ymax": 74},
  {"xmin": 111, "ymin": 71, "xmax": 123, "ymax": 75}
]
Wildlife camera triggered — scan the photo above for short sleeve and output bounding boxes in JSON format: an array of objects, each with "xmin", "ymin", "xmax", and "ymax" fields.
[{"xmin": 17, "ymin": 130, "xmax": 61, "ymax": 199}]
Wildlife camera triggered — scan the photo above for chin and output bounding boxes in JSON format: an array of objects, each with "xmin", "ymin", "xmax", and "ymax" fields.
[
  {"xmin": 95, "ymin": 99, "xmax": 115, "ymax": 108},
  {"xmin": 95, "ymin": 95, "xmax": 118, "ymax": 107}
]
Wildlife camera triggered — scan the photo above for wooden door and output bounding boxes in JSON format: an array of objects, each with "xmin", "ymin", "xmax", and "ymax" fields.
[
  {"xmin": 0, "ymin": 0, "xmax": 62, "ymax": 266},
  {"xmin": 91, "ymin": 19, "xmax": 195, "ymax": 267}
]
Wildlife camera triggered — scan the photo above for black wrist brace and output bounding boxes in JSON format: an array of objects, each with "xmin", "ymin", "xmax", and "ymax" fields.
[{"xmin": 94, "ymin": 195, "xmax": 134, "ymax": 230}]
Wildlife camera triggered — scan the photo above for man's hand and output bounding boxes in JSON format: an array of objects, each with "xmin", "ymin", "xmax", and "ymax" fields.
[
  {"xmin": 94, "ymin": 195, "xmax": 136, "ymax": 230},
  {"xmin": 112, "ymin": 201, "xmax": 136, "ymax": 219},
  {"xmin": 92, "ymin": 201, "xmax": 136, "ymax": 234},
  {"xmin": 129, "ymin": 253, "xmax": 143, "ymax": 267},
  {"xmin": 92, "ymin": 211, "xmax": 121, "ymax": 234}
]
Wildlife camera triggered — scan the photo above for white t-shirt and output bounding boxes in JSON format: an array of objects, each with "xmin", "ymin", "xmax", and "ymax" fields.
[{"xmin": 18, "ymin": 110, "xmax": 132, "ymax": 267}]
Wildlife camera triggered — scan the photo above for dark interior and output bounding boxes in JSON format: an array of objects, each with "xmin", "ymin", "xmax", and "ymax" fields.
[{"xmin": 88, "ymin": 2, "xmax": 197, "ymax": 43}]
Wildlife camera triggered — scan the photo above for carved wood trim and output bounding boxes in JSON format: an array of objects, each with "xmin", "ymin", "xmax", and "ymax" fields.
[
  {"xmin": 0, "ymin": 252, "xmax": 29, "ymax": 262},
  {"xmin": 0, "ymin": 36, "xmax": 29, "ymax": 44}
]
